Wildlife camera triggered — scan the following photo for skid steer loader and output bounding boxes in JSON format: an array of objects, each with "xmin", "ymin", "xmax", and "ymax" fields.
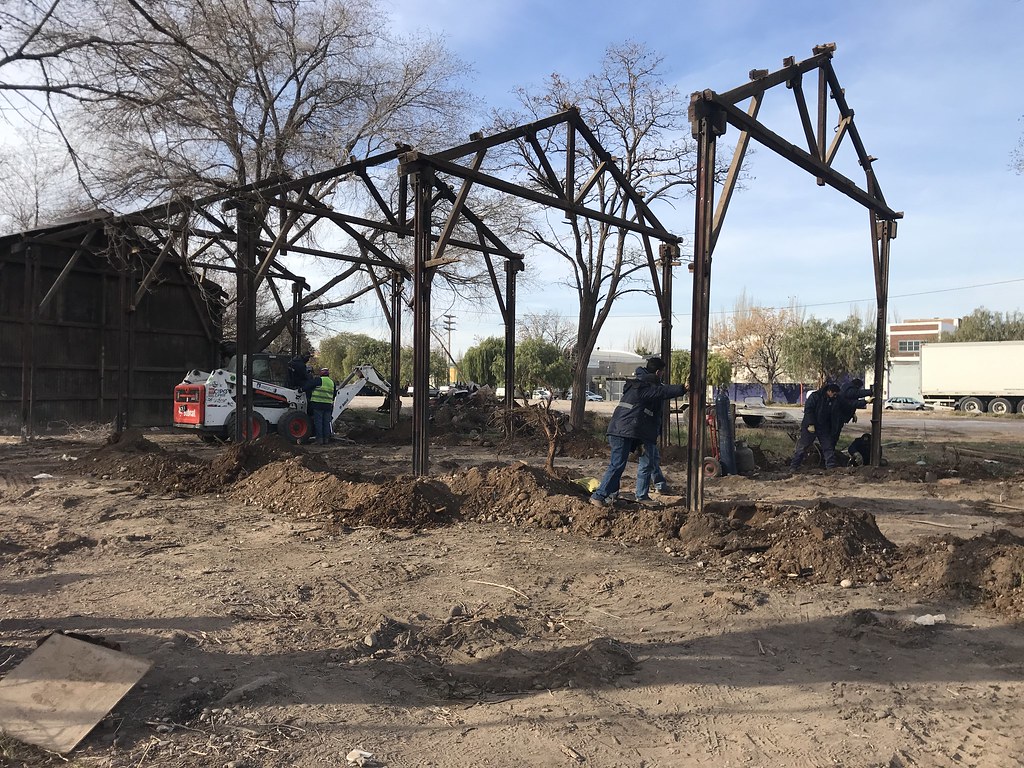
[{"xmin": 172, "ymin": 353, "xmax": 391, "ymax": 443}]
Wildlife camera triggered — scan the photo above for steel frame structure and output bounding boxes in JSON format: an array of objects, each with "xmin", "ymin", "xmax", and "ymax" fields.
[
  {"xmin": 686, "ymin": 44, "xmax": 902, "ymax": 513},
  {"xmin": 13, "ymin": 109, "xmax": 681, "ymax": 474}
]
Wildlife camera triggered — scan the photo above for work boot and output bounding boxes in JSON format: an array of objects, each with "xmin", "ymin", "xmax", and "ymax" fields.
[
  {"xmin": 651, "ymin": 484, "xmax": 673, "ymax": 496},
  {"xmin": 634, "ymin": 496, "xmax": 661, "ymax": 507}
]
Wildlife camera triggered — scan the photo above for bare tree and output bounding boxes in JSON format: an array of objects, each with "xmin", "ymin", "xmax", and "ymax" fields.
[
  {"xmin": 711, "ymin": 292, "xmax": 801, "ymax": 402},
  {"xmin": 496, "ymin": 41, "xmax": 726, "ymax": 429},
  {"xmin": 2, "ymin": 0, "xmax": 478, "ymax": 349},
  {"xmin": 60, "ymin": 0, "xmax": 472, "ymax": 204},
  {"xmin": 0, "ymin": 140, "xmax": 87, "ymax": 233},
  {"xmin": 518, "ymin": 310, "xmax": 577, "ymax": 351},
  {"xmin": 628, "ymin": 328, "xmax": 660, "ymax": 357}
]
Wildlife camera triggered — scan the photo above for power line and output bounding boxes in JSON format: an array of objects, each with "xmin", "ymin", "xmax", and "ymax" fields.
[{"xmin": 303, "ymin": 276, "xmax": 1024, "ymax": 328}]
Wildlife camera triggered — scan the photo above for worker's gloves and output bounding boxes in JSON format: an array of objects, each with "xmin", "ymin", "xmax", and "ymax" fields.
[
  {"xmin": 865, "ymin": 396, "xmax": 874, "ymax": 403},
  {"xmin": 807, "ymin": 425, "xmax": 815, "ymax": 433}
]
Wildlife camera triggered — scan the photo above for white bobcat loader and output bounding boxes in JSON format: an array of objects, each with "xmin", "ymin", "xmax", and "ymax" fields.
[{"xmin": 172, "ymin": 353, "xmax": 391, "ymax": 443}]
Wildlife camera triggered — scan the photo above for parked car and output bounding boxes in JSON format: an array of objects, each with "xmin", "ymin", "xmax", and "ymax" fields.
[
  {"xmin": 531, "ymin": 388, "xmax": 556, "ymax": 400},
  {"xmin": 566, "ymin": 389, "xmax": 603, "ymax": 401},
  {"xmin": 884, "ymin": 396, "xmax": 930, "ymax": 411}
]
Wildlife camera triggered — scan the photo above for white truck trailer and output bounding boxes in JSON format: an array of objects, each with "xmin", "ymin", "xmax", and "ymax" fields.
[{"xmin": 919, "ymin": 340, "xmax": 1024, "ymax": 414}]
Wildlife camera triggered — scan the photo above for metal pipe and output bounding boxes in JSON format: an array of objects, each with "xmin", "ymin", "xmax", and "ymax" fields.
[
  {"xmin": 390, "ymin": 271, "xmax": 403, "ymax": 429},
  {"xmin": 411, "ymin": 168, "xmax": 434, "ymax": 475},
  {"xmin": 504, "ymin": 259, "xmax": 520, "ymax": 426},
  {"xmin": 686, "ymin": 104, "xmax": 720, "ymax": 514},
  {"xmin": 869, "ymin": 216, "xmax": 893, "ymax": 466},
  {"xmin": 659, "ymin": 242, "xmax": 676, "ymax": 446}
]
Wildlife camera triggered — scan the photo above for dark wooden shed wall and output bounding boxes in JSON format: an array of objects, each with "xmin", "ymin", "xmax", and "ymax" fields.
[{"xmin": 0, "ymin": 238, "xmax": 223, "ymax": 432}]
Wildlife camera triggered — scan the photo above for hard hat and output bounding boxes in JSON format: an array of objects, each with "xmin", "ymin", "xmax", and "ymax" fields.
[{"xmin": 320, "ymin": 367, "xmax": 329, "ymax": 374}]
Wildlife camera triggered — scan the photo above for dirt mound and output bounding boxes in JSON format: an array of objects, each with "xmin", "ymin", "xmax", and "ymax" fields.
[
  {"xmin": 101, "ymin": 428, "xmax": 162, "ymax": 453},
  {"xmin": 232, "ymin": 458, "xmax": 458, "ymax": 529},
  {"xmin": 447, "ymin": 462, "xmax": 681, "ymax": 541},
  {"xmin": 207, "ymin": 437, "xmax": 307, "ymax": 484},
  {"xmin": 449, "ymin": 462, "xmax": 599, "ymax": 531},
  {"xmin": 74, "ymin": 434, "xmax": 308, "ymax": 494},
  {"xmin": 74, "ymin": 434, "xmax": 204, "ymax": 489},
  {"xmin": 677, "ymin": 501, "xmax": 897, "ymax": 584},
  {"xmin": 895, "ymin": 529, "xmax": 1024, "ymax": 617}
]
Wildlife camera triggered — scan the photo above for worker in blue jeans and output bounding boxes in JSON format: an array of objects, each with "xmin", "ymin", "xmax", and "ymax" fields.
[
  {"xmin": 591, "ymin": 357, "xmax": 686, "ymax": 507},
  {"xmin": 303, "ymin": 367, "xmax": 336, "ymax": 445},
  {"xmin": 632, "ymin": 365, "xmax": 674, "ymax": 500}
]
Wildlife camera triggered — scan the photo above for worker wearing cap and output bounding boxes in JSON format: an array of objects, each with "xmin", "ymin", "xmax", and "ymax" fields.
[
  {"xmin": 590, "ymin": 356, "xmax": 686, "ymax": 508},
  {"xmin": 303, "ymin": 367, "xmax": 336, "ymax": 445},
  {"xmin": 830, "ymin": 377, "xmax": 873, "ymax": 448},
  {"xmin": 790, "ymin": 383, "xmax": 840, "ymax": 470}
]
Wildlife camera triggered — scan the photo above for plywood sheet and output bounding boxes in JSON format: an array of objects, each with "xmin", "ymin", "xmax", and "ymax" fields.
[{"xmin": 0, "ymin": 633, "xmax": 152, "ymax": 753}]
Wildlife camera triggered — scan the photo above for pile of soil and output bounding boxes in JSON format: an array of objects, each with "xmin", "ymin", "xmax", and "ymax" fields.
[
  {"xmin": 449, "ymin": 462, "xmax": 592, "ymax": 529},
  {"xmin": 895, "ymin": 529, "xmax": 1024, "ymax": 617},
  {"xmin": 72, "ymin": 428, "xmax": 204, "ymax": 489},
  {"xmin": 677, "ymin": 500, "xmax": 897, "ymax": 584},
  {"xmin": 231, "ymin": 457, "xmax": 458, "ymax": 529},
  {"xmin": 447, "ymin": 462, "xmax": 682, "ymax": 541},
  {"xmin": 73, "ymin": 432, "xmax": 307, "ymax": 494}
]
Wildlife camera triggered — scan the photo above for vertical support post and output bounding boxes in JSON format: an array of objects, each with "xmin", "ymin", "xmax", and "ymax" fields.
[
  {"xmin": 411, "ymin": 167, "xmax": 434, "ymax": 475},
  {"xmin": 815, "ymin": 61, "xmax": 827, "ymax": 186},
  {"xmin": 235, "ymin": 201, "xmax": 257, "ymax": 443},
  {"xmin": 869, "ymin": 215, "xmax": 893, "ymax": 466},
  {"xmin": 290, "ymin": 281, "xmax": 303, "ymax": 358},
  {"xmin": 389, "ymin": 271, "xmax": 403, "ymax": 429},
  {"xmin": 115, "ymin": 240, "xmax": 132, "ymax": 433},
  {"xmin": 16, "ymin": 243, "xmax": 36, "ymax": 441},
  {"xmin": 503, "ymin": 259, "xmax": 522, "ymax": 426},
  {"xmin": 125, "ymin": 254, "xmax": 137, "ymax": 431},
  {"xmin": 658, "ymin": 242, "xmax": 676, "ymax": 447},
  {"xmin": 686, "ymin": 99, "xmax": 722, "ymax": 515}
]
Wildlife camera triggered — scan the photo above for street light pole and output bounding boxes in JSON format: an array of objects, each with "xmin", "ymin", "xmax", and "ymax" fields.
[{"xmin": 442, "ymin": 313, "xmax": 456, "ymax": 384}]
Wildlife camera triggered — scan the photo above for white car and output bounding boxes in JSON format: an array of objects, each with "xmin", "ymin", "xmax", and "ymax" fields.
[
  {"xmin": 531, "ymin": 388, "xmax": 555, "ymax": 400},
  {"xmin": 884, "ymin": 396, "xmax": 930, "ymax": 411},
  {"xmin": 566, "ymin": 389, "xmax": 603, "ymax": 401}
]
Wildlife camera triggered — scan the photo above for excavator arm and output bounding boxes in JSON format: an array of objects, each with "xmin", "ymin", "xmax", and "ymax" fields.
[{"xmin": 332, "ymin": 365, "xmax": 392, "ymax": 422}]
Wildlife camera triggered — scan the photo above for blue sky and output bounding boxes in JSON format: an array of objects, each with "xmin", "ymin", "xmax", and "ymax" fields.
[{"xmin": 374, "ymin": 0, "xmax": 1024, "ymax": 355}]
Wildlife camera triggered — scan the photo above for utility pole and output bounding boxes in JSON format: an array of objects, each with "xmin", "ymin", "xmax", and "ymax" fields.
[{"xmin": 442, "ymin": 314, "xmax": 456, "ymax": 384}]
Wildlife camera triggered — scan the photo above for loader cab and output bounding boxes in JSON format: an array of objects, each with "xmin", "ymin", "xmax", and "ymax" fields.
[{"xmin": 225, "ymin": 353, "xmax": 292, "ymax": 388}]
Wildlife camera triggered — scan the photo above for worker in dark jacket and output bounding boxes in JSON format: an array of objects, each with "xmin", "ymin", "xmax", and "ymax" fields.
[
  {"xmin": 830, "ymin": 377, "xmax": 873, "ymax": 446},
  {"xmin": 632, "ymin": 360, "xmax": 678, "ymax": 501},
  {"xmin": 591, "ymin": 357, "xmax": 686, "ymax": 507},
  {"xmin": 303, "ymin": 367, "xmax": 336, "ymax": 445},
  {"xmin": 790, "ymin": 383, "xmax": 840, "ymax": 471},
  {"xmin": 287, "ymin": 353, "xmax": 312, "ymax": 389}
]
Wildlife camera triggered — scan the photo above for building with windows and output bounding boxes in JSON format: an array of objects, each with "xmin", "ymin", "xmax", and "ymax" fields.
[{"xmin": 886, "ymin": 318, "xmax": 957, "ymax": 398}]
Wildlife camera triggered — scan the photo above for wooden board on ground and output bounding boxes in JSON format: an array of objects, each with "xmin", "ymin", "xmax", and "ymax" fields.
[{"xmin": 0, "ymin": 632, "xmax": 151, "ymax": 753}]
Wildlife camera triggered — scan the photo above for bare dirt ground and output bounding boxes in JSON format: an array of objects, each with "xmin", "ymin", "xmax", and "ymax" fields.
[{"xmin": 2, "ymin": 403, "xmax": 1024, "ymax": 767}]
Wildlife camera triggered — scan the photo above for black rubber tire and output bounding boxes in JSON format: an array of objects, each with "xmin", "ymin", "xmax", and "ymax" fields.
[
  {"xmin": 988, "ymin": 398, "xmax": 1012, "ymax": 416},
  {"xmin": 226, "ymin": 411, "xmax": 268, "ymax": 441},
  {"xmin": 277, "ymin": 410, "xmax": 313, "ymax": 444},
  {"xmin": 960, "ymin": 397, "xmax": 984, "ymax": 414}
]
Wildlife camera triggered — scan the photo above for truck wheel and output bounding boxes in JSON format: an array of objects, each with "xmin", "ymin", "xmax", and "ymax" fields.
[
  {"xmin": 960, "ymin": 397, "xmax": 984, "ymax": 414},
  {"xmin": 277, "ymin": 410, "xmax": 313, "ymax": 444},
  {"xmin": 741, "ymin": 415, "xmax": 764, "ymax": 427},
  {"xmin": 988, "ymin": 398, "xmax": 1012, "ymax": 415},
  {"xmin": 226, "ymin": 411, "xmax": 267, "ymax": 441},
  {"xmin": 702, "ymin": 456, "xmax": 723, "ymax": 477}
]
